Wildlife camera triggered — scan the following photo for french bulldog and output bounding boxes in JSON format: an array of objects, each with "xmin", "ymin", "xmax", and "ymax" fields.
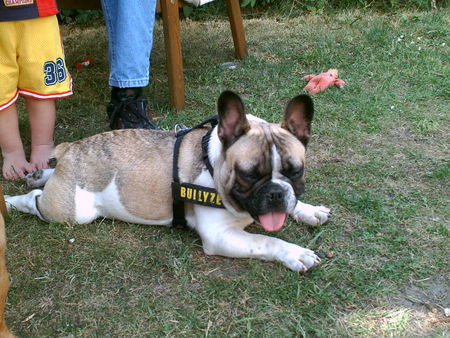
[{"xmin": 6, "ymin": 91, "xmax": 331, "ymax": 272}]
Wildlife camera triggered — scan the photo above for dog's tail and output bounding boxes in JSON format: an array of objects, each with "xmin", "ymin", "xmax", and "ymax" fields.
[
  {"xmin": 45, "ymin": 142, "xmax": 73, "ymax": 168},
  {"xmin": 53, "ymin": 142, "xmax": 72, "ymax": 159}
]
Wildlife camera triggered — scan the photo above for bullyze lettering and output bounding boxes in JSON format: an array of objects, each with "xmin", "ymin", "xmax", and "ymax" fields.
[{"xmin": 173, "ymin": 182, "xmax": 224, "ymax": 209}]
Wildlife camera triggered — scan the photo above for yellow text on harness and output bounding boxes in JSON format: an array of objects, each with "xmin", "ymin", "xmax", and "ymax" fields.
[{"xmin": 172, "ymin": 182, "xmax": 224, "ymax": 209}]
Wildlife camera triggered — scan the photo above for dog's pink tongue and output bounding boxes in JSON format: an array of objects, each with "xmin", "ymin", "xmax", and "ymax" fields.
[{"xmin": 258, "ymin": 212, "xmax": 287, "ymax": 232}]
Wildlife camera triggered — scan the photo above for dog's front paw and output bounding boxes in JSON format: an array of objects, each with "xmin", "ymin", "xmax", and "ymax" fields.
[
  {"xmin": 281, "ymin": 245, "xmax": 321, "ymax": 272},
  {"xmin": 292, "ymin": 202, "xmax": 331, "ymax": 226}
]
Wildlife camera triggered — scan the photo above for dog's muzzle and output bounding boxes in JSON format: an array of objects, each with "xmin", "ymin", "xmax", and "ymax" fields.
[{"xmin": 233, "ymin": 182, "xmax": 293, "ymax": 232}]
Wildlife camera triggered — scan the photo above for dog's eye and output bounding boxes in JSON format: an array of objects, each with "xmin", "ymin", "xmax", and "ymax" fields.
[
  {"xmin": 242, "ymin": 171, "xmax": 260, "ymax": 182},
  {"xmin": 236, "ymin": 168, "xmax": 261, "ymax": 183},
  {"xmin": 283, "ymin": 167, "xmax": 304, "ymax": 180}
]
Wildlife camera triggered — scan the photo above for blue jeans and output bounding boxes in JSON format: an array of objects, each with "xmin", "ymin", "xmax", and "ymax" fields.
[{"xmin": 100, "ymin": 0, "xmax": 157, "ymax": 88}]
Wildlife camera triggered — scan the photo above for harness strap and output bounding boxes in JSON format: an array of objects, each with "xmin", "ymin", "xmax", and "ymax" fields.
[
  {"xmin": 201, "ymin": 128, "xmax": 215, "ymax": 177},
  {"xmin": 172, "ymin": 134, "xmax": 188, "ymax": 227},
  {"xmin": 172, "ymin": 115, "xmax": 222, "ymax": 228}
]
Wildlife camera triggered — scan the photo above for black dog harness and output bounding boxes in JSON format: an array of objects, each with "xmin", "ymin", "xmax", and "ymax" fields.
[{"xmin": 172, "ymin": 116, "xmax": 225, "ymax": 228}]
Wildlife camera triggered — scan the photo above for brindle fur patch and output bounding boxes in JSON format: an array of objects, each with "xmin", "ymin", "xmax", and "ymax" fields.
[{"xmin": 39, "ymin": 129, "xmax": 207, "ymax": 222}]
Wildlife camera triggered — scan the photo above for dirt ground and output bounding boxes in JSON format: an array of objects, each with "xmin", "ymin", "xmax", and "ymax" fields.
[{"xmin": 391, "ymin": 272, "xmax": 449, "ymax": 335}]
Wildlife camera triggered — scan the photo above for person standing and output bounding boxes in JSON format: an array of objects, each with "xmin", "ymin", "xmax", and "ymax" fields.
[
  {"xmin": 100, "ymin": 0, "xmax": 159, "ymax": 130},
  {"xmin": 0, "ymin": 0, "xmax": 72, "ymax": 179}
]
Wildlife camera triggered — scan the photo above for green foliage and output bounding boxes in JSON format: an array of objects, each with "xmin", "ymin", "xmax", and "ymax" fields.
[
  {"xmin": 241, "ymin": 0, "xmax": 276, "ymax": 8},
  {"xmin": 59, "ymin": 9, "xmax": 103, "ymax": 25},
  {"xmin": 240, "ymin": 0, "xmax": 448, "ymax": 11}
]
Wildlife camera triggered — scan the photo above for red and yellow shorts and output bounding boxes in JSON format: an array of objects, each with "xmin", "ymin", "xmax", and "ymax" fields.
[{"xmin": 0, "ymin": 15, "xmax": 73, "ymax": 112}]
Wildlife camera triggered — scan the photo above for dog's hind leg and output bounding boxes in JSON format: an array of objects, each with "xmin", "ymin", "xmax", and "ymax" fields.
[
  {"xmin": 5, "ymin": 190, "xmax": 46, "ymax": 221},
  {"xmin": 25, "ymin": 169, "xmax": 55, "ymax": 188}
]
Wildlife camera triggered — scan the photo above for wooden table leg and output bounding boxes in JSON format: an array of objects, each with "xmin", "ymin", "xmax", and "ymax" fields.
[
  {"xmin": 225, "ymin": 0, "xmax": 247, "ymax": 59},
  {"xmin": 0, "ymin": 186, "xmax": 6, "ymax": 219},
  {"xmin": 0, "ymin": 211, "xmax": 11, "ymax": 338},
  {"xmin": 160, "ymin": 0, "xmax": 185, "ymax": 110}
]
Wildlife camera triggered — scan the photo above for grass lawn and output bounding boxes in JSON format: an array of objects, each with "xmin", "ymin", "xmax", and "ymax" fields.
[{"xmin": 1, "ymin": 8, "xmax": 449, "ymax": 337}]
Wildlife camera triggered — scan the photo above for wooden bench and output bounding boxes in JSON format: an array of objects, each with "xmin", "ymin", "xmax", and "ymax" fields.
[{"xmin": 58, "ymin": 0, "xmax": 247, "ymax": 110}]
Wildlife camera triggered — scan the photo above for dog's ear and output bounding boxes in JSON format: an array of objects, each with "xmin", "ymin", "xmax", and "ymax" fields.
[
  {"xmin": 281, "ymin": 94, "xmax": 314, "ymax": 147},
  {"xmin": 217, "ymin": 90, "xmax": 250, "ymax": 149}
]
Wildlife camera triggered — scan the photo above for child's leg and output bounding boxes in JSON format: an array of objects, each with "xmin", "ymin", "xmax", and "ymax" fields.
[
  {"xmin": 26, "ymin": 98, "xmax": 55, "ymax": 170},
  {"xmin": 0, "ymin": 105, "xmax": 34, "ymax": 180}
]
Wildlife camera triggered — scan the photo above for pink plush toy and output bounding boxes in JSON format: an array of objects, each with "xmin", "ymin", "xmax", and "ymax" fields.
[{"xmin": 303, "ymin": 69, "xmax": 345, "ymax": 94}]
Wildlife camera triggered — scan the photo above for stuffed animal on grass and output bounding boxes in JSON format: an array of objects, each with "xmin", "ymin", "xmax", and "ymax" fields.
[{"xmin": 303, "ymin": 69, "xmax": 345, "ymax": 94}]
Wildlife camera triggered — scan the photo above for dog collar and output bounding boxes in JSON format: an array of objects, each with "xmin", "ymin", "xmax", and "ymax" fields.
[{"xmin": 172, "ymin": 116, "xmax": 225, "ymax": 228}]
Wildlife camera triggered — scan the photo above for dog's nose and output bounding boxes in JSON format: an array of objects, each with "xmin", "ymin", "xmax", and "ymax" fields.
[{"xmin": 268, "ymin": 190, "xmax": 284, "ymax": 203}]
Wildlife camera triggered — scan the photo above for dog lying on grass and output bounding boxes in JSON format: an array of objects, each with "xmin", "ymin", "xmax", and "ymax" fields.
[{"xmin": 6, "ymin": 91, "xmax": 331, "ymax": 272}]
